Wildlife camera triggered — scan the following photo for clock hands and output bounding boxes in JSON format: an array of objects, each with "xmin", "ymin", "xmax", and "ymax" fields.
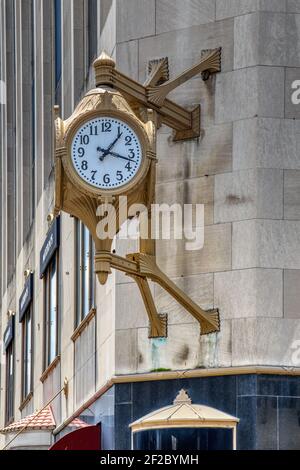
[
  {"xmin": 97, "ymin": 146, "xmax": 137, "ymax": 163},
  {"xmin": 98, "ymin": 129, "xmax": 123, "ymax": 161}
]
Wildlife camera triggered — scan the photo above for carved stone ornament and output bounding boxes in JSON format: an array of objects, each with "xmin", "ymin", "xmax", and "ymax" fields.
[{"xmin": 54, "ymin": 51, "xmax": 221, "ymax": 337}]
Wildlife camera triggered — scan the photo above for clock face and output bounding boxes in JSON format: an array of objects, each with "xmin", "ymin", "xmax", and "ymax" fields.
[{"xmin": 71, "ymin": 116, "xmax": 143, "ymax": 190}]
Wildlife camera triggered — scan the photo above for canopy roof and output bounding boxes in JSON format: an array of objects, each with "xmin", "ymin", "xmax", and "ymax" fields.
[{"xmin": 130, "ymin": 389, "xmax": 239, "ymax": 433}]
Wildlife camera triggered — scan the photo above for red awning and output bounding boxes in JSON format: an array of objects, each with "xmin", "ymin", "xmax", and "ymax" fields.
[{"xmin": 49, "ymin": 424, "xmax": 101, "ymax": 450}]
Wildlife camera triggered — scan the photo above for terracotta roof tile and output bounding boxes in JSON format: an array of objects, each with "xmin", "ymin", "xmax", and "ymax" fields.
[
  {"xmin": 0, "ymin": 405, "xmax": 56, "ymax": 434},
  {"xmin": 69, "ymin": 417, "xmax": 90, "ymax": 428}
]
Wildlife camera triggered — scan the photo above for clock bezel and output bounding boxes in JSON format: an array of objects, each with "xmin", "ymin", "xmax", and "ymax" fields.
[{"xmin": 63, "ymin": 109, "xmax": 151, "ymax": 197}]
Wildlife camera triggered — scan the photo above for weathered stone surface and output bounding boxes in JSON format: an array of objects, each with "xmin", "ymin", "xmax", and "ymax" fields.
[
  {"xmin": 287, "ymin": 0, "xmax": 300, "ymax": 13},
  {"xmin": 116, "ymin": 0, "xmax": 155, "ymax": 42},
  {"xmin": 214, "ymin": 169, "xmax": 283, "ymax": 222},
  {"xmin": 216, "ymin": 67, "xmax": 285, "ymax": 123},
  {"xmin": 217, "ymin": 0, "xmax": 285, "ymax": 20},
  {"xmin": 156, "ymin": 124, "xmax": 232, "ymax": 183},
  {"xmin": 284, "ymin": 170, "xmax": 300, "ymax": 220},
  {"xmin": 115, "ymin": 328, "xmax": 138, "ymax": 374},
  {"xmin": 233, "ymin": 220, "xmax": 300, "ymax": 269},
  {"xmin": 156, "ymin": 175, "xmax": 214, "ymax": 226},
  {"xmin": 284, "ymin": 269, "xmax": 300, "ymax": 318},
  {"xmin": 156, "ymin": 223, "xmax": 232, "ymax": 277},
  {"xmin": 116, "ymin": 40, "xmax": 138, "ymax": 80},
  {"xmin": 115, "ymin": 282, "xmax": 152, "ymax": 330},
  {"xmin": 215, "ymin": 268, "xmax": 283, "ymax": 319},
  {"xmin": 232, "ymin": 318, "xmax": 257, "ymax": 365},
  {"xmin": 156, "ymin": 0, "xmax": 215, "ymax": 34},
  {"xmin": 233, "ymin": 118, "xmax": 300, "ymax": 170},
  {"xmin": 285, "ymin": 68, "xmax": 300, "ymax": 119}
]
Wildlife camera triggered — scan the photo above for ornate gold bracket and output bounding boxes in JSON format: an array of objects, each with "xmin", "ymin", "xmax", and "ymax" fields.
[
  {"xmin": 94, "ymin": 48, "xmax": 221, "ymax": 141},
  {"xmin": 54, "ymin": 51, "xmax": 221, "ymax": 339}
]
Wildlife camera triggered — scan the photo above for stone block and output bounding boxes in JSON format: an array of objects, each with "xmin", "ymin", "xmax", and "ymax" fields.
[
  {"xmin": 115, "ymin": 329, "xmax": 138, "ymax": 374},
  {"xmin": 233, "ymin": 219, "xmax": 300, "ymax": 269},
  {"xmin": 285, "ymin": 68, "xmax": 300, "ymax": 119},
  {"xmin": 214, "ymin": 169, "xmax": 283, "ymax": 222},
  {"xmin": 215, "ymin": 67, "xmax": 285, "ymax": 123},
  {"xmin": 116, "ymin": 40, "xmax": 138, "ymax": 80},
  {"xmin": 156, "ymin": 0, "xmax": 215, "ymax": 34},
  {"xmin": 214, "ymin": 268, "xmax": 283, "ymax": 319},
  {"xmin": 284, "ymin": 269, "xmax": 300, "ymax": 318},
  {"xmin": 156, "ymin": 175, "xmax": 214, "ymax": 226},
  {"xmin": 116, "ymin": 0, "xmax": 155, "ymax": 42},
  {"xmin": 115, "ymin": 281, "xmax": 152, "ymax": 330},
  {"xmin": 284, "ymin": 170, "xmax": 300, "ymax": 219},
  {"xmin": 287, "ymin": 0, "xmax": 300, "ymax": 13},
  {"xmin": 156, "ymin": 223, "xmax": 232, "ymax": 277},
  {"xmin": 217, "ymin": 0, "xmax": 285, "ymax": 19},
  {"xmin": 233, "ymin": 118, "xmax": 300, "ymax": 170},
  {"xmin": 156, "ymin": 123, "xmax": 232, "ymax": 183},
  {"xmin": 232, "ymin": 318, "xmax": 257, "ymax": 365}
]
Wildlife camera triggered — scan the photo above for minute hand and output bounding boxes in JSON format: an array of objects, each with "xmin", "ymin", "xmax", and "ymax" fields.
[{"xmin": 98, "ymin": 147, "xmax": 137, "ymax": 163}]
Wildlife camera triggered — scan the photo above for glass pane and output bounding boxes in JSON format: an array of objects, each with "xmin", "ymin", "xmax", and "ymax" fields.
[
  {"xmin": 82, "ymin": 224, "xmax": 90, "ymax": 318},
  {"xmin": 49, "ymin": 257, "xmax": 57, "ymax": 363},
  {"xmin": 75, "ymin": 220, "xmax": 82, "ymax": 326},
  {"xmin": 26, "ymin": 313, "xmax": 32, "ymax": 396}
]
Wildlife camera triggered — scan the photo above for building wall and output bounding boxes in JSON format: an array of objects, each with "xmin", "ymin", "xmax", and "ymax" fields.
[{"xmin": 0, "ymin": 0, "xmax": 300, "ymax": 449}]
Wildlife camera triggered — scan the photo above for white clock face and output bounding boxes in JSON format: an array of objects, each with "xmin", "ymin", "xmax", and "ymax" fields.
[{"xmin": 71, "ymin": 117, "xmax": 143, "ymax": 190}]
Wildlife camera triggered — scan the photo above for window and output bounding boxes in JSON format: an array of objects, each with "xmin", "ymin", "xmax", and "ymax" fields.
[
  {"xmin": 88, "ymin": 0, "xmax": 97, "ymax": 66},
  {"xmin": 54, "ymin": 0, "xmax": 62, "ymax": 105},
  {"xmin": 75, "ymin": 219, "xmax": 95, "ymax": 326},
  {"xmin": 21, "ymin": 307, "xmax": 32, "ymax": 400},
  {"xmin": 44, "ymin": 254, "xmax": 59, "ymax": 367},
  {"xmin": 5, "ymin": 342, "xmax": 14, "ymax": 424}
]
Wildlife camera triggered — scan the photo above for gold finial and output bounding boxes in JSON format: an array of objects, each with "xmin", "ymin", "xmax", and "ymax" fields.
[
  {"xmin": 93, "ymin": 50, "xmax": 116, "ymax": 68},
  {"xmin": 173, "ymin": 389, "xmax": 192, "ymax": 405}
]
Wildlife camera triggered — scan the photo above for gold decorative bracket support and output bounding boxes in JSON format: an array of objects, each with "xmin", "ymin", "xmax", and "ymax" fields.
[
  {"xmin": 94, "ymin": 251, "xmax": 220, "ymax": 337},
  {"xmin": 93, "ymin": 49, "xmax": 221, "ymax": 141}
]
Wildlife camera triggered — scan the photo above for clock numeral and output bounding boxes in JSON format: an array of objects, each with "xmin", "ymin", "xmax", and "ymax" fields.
[
  {"xmin": 81, "ymin": 160, "xmax": 88, "ymax": 171},
  {"xmin": 128, "ymin": 149, "xmax": 135, "ymax": 159},
  {"xmin": 91, "ymin": 170, "xmax": 97, "ymax": 181},
  {"xmin": 116, "ymin": 170, "xmax": 123, "ymax": 181},
  {"xmin": 89, "ymin": 125, "xmax": 98, "ymax": 136},
  {"xmin": 80, "ymin": 135, "xmax": 89, "ymax": 145},
  {"xmin": 101, "ymin": 122, "xmax": 112, "ymax": 132},
  {"xmin": 103, "ymin": 174, "xmax": 110, "ymax": 184},
  {"xmin": 78, "ymin": 147, "xmax": 85, "ymax": 157},
  {"xmin": 125, "ymin": 135, "xmax": 132, "ymax": 146},
  {"xmin": 125, "ymin": 161, "xmax": 132, "ymax": 172}
]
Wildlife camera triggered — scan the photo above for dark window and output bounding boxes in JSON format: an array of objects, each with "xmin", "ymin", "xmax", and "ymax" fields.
[
  {"xmin": 88, "ymin": 0, "xmax": 98, "ymax": 66},
  {"xmin": 44, "ymin": 253, "xmax": 59, "ymax": 367},
  {"xmin": 54, "ymin": 0, "xmax": 62, "ymax": 105},
  {"xmin": 21, "ymin": 307, "xmax": 33, "ymax": 400},
  {"xmin": 75, "ymin": 219, "xmax": 95, "ymax": 327},
  {"xmin": 5, "ymin": 342, "xmax": 14, "ymax": 424},
  {"xmin": 134, "ymin": 428, "xmax": 233, "ymax": 450}
]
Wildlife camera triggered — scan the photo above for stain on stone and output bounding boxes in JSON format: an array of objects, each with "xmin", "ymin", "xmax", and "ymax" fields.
[
  {"xmin": 177, "ymin": 344, "xmax": 190, "ymax": 362},
  {"xmin": 226, "ymin": 194, "xmax": 247, "ymax": 205},
  {"xmin": 138, "ymin": 352, "xmax": 143, "ymax": 364}
]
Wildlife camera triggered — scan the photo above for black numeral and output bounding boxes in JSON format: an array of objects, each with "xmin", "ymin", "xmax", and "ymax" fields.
[
  {"xmin": 91, "ymin": 170, "xmax": 97, "ymax": 181},
  {"xmin": 128, "ymin": 149, "xmax": 135, "ymax": 159},
  {"xmin": 125, "ymin": 162, "xmax": 132, "ymax": 172},
  {"xmin": 81, "ymin": 160, "xmax": 88, "ymax": 170},
  {"xmin": 116, "ymin": 170, "xmax": 123, "ymax": 181},
  {"xmin": 101, "ymin": 122, "xmax": 112, "ymax": 132},
  {"xmin": 125, "ymin": 135, "xmax": 132, "ymax": 146},
  {"xmin": 80, "ymin": 135, "xmax": 89, "ymax": 145},
  {"xmin": 89, "ymin": 125, "xmax": 98, "ymax": 136},
  {"xmin": 78, "ymin": 147, "xmax": 85, "ymax": 157},
  {"xmin": 103, "ymin": 174, "xmax": 110, "ymax": 184}
]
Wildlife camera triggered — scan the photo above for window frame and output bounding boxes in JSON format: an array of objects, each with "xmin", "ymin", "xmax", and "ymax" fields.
[
  {"xmin": 74, "ymin": 219, "xmax": 95, "ymax": 328},
  {"xmin": 21, "ymin": 305, "xmax": 33, "ymax": 402},
  {"xmin": 44, "ymin": 251, "xmax": 60, "ymax": 369},
  {"xmin": 5, "ymin": 341, "xmax": 14, "ymax": 425}
]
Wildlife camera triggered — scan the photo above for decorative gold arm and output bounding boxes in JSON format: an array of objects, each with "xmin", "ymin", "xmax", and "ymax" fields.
[
  {"xmin": 94, "ymin": 251, "xmax": 220, "ymax": 336},
  {"xmin": 146, "ymin": 48, "xmax": 221, "ymax": 108}
]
